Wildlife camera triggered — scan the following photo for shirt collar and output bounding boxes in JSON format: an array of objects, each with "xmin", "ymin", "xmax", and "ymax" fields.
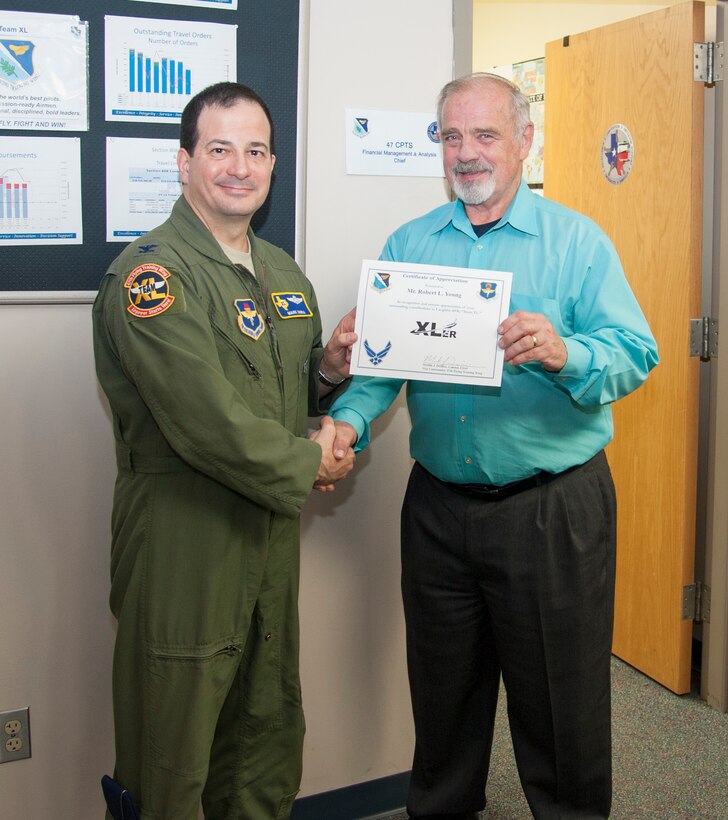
[
  {"xmin": 430, "ymin": 179, "xmax": 540, "ymax": 239},
  {"xmin": 170, "ymin": 195, "xmax": 257, "ymax": 265}
]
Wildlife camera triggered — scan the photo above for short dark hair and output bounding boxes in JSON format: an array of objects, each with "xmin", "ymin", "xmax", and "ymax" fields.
[{"xmin": 180, "ymin": 82, "xmax": 275, "ymax": 155}]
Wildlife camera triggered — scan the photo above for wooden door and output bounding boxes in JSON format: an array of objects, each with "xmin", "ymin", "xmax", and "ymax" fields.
[{"xmin": 544, "ymin": 2, "xmax": 704, "ymax": 694}]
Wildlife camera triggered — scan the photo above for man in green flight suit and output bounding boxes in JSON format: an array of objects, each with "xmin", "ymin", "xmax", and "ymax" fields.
[{"xmin": 93, "ymin": 82, "xmax": 356, "ymax": 820}]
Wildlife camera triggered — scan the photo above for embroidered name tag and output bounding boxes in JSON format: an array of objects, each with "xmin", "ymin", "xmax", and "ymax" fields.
[{"xmin": 271, "ymin": 291, "xmax": 313, "ymax": 319}]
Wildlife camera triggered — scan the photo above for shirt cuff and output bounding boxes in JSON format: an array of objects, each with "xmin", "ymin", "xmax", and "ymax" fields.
[
  {"xmin": 329, "ymin": 407, "xmax": 368, "ymax": 451},
  {"xmin": 550, "ymin": 336, "xmax": 591, "ymax": 383}
]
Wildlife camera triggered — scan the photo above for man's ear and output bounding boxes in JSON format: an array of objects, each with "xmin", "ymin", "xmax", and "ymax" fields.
[
  {"xmin": 519, "ymin": 122, "xmax": 535, "ymax": 161},
  {"xmin": 177, "ymin": 147, "xmax": 191, "ymax": 184}
]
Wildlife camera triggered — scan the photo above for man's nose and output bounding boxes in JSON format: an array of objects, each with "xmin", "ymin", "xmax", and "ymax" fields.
[
  {"xmin": 228, "ymin": 152, "xmax": 251, "ymax": 177},
  {"xmin": 457, "ymin": 135, "xmax": 479, "ymax": 161}
]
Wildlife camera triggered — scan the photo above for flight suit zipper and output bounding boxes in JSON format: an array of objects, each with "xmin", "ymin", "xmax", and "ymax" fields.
[
  {"xmin": 250, "ymin": 259, "xmax": 286, "ymax": 421},
  {"xmin": 242, "ymin": 257, "xmax": 286, "ymax": 427},
  {"xmin": 149, "ymin": 644, "xmax": 242, "ymax": 661},
  {"xmin": 211, "ymin": 315, "xmax": 262, "ymax": 379}
]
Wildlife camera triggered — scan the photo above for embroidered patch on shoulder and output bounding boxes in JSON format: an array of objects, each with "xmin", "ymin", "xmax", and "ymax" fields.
[
  {"xmin": 234, "ymin": 298, "xmax": 266, "ymax": 340},
  {"xmin": 271, "ymin": 291, "xmax": 313, "ymax": 319},
  {"xmin": 124, "ymin": 264, "xmax": 175, "ymax": 318}
]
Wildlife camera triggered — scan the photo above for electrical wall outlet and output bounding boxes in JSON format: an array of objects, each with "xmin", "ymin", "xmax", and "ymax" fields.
[{"xmin": 0, "ymin": 707, "xmax": 31, "ymax": 763}]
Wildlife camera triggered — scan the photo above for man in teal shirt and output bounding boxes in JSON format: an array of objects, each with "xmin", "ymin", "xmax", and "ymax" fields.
[{"xmin": 328, "ymin": 73, "xmax": 658, "ymax": 819}]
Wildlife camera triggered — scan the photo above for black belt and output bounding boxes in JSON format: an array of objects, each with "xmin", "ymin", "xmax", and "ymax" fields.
[
  {"xmin": 443, "ymin": 473, "xmax": 543, "ymax": 501},
  {"xmin": 437, "ymin": 457, "xmax": 588, "ymax": 502}
]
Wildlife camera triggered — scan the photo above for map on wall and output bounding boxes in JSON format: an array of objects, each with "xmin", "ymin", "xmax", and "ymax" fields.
[{"xmin": 494, "ymin": 57, "xmax": 544, "ymax": 187}]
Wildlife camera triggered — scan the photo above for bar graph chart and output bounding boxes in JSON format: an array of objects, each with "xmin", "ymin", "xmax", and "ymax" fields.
[
  {"xmin": 0, "ymin": 176, "xmax": 30, "ymax": 220},
  {"xmin": 105, "ymin": 16, "xmax": 237, "ymax": 123},
  {"xmin": 0, "ymin": 136, "xmax": 82, "ymax": 245},
  {"xmin": 128, "ymin": 49, "xmax": 192, "ymax": 96}
]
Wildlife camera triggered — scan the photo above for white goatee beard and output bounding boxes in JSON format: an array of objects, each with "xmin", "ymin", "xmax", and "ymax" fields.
[{"xmin": 451, "ymin": 171, "xmax": 497, "ymax": 206}]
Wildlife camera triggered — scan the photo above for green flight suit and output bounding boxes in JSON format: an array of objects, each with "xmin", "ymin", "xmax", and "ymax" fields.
[{"xmin": 93, "ymin": 196, "xmax": 335, "ymax": 820}]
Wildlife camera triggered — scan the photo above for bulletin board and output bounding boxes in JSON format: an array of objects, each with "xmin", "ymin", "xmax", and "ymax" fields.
[{"xmin": 0, "ymin": 0, "xmax": 300, "ymax": 294}]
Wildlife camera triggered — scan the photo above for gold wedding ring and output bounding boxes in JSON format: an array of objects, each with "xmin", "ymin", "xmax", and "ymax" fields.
[{"xmin": 532, "ymin": 335, "xmax": 538, "ymax": 348}]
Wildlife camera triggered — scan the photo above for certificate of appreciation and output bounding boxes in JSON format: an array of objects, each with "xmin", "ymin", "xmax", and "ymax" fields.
[{"xmin": 350, "ymin": 260, "xmax": 513, "ymax": 387}]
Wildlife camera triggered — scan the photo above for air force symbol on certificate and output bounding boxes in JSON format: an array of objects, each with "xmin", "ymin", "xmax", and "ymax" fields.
[{"xmin": 351, "ymin": 259, "xmax": 512, "ymax": 387}]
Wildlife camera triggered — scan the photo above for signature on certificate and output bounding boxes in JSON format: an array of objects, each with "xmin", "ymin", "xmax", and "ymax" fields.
[{"xmin": 423, "ymin": 354, "xmax": 457, "ymax": 368}]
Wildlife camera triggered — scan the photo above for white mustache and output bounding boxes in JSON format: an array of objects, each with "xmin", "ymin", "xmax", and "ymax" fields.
[{"xmin": 452, "ymin": 161, "xmax": 494, "ymax": 175}]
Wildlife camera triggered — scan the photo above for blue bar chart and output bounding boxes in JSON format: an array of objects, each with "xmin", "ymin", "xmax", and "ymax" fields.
[
  {"xmin": 128, "ymin": 49, "xmax": 192, "ymax": 96},
  {"xmin": 105, "ymin": 16, "xmax": 237, "ymax": 123}
]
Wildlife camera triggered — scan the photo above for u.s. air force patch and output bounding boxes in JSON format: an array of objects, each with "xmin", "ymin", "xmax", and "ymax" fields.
[
  {"xmin": 271, "ymin": 291, "xmax": 313, "ymax": 319},
  {"xmin": 125, "ymin": 264, "xmax": 176, "ymax": 318},
  {"xmin": 235, "ymin": 298, "xmax": 265, "ymax": 340}
]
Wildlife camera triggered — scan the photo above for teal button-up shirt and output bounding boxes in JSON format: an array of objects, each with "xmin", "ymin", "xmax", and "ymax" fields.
[{"xmin": 331, "ymin": 181, "xmax": 658, "ymax": 485}]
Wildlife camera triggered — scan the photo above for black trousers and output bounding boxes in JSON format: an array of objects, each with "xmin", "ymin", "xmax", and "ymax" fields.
[{"xmin": 401, "ymin": 452, "xmax": 616, "ymax": 820}]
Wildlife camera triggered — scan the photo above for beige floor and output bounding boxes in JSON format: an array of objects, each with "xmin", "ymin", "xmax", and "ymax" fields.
[{"xmin": 380, "ymin": 656, "xmax": 728, "ymax": 820}]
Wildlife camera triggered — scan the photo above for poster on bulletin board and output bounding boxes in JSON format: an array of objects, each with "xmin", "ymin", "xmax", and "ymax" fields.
[
  {"xmin": 0, "ymin": 11, "xmax": 89, "ymax": 131},
  {"xmin": 0, "ymin": 0, "xmax": 299, "ymax": 296}
]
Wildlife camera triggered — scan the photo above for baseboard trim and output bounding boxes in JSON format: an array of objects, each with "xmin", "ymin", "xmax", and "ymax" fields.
[{"xmin": 292, "ymin": 771, "xmax": 410, "ymax": 820}]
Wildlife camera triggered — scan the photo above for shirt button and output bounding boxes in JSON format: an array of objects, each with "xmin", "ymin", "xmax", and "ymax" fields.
[
  {"xmin": 264, "ymin": 633, "xmax": 273, "ymax": 641},
  {"xmin": 476, "ymin": 243, "xmax": 483, "ymax": 250},
  {"xmin": 460, "ymin": 415, "xmax": 467, "ymax": 422},
  {"xmin": 465, "ymin": 457, "xmax": 472, "ymax": 464}
]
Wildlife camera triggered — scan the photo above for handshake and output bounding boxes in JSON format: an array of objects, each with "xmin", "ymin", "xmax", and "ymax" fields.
[{"xmin": 309, "ymin": 416, "xmax": 358, "ymax": 492}]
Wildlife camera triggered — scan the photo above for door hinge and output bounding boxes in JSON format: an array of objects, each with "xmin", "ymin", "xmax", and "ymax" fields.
[
  {"xmin": 682, "ymin": 582, "xmax": 711, "ymax": 623},
  {"xmin": 689, "ymin": 317, "xmax": 718, "ymax": 360},
  {"xmin": 694, "ymin": 41, "xmax": 724, "ymax": 84}
]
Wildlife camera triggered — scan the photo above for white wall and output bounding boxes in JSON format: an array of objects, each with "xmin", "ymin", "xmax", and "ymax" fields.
[
  {"xmin": 472, "ymin": 1, "xmax": 674, "ymax": 69},
  {"xmin": 0, "ymin": 301, "xmax": 117, "ymax": 818},
  {"xmin": 298, "ymin": 0, "xmax": 454, "ymax": 796}
]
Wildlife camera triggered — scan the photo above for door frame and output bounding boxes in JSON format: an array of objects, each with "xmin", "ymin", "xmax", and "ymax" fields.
[{"xmin": 703, "ymin": 0, "xmax": 728, "ymax": 712}]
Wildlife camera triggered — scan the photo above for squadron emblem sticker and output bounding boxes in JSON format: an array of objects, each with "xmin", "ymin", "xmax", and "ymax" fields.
[
  {"xmin": 480, "ymin": 282, "xmax": 498, "ymax": 300},
  {"xmin": 0, "ymin": 40, "xmax": 36, "ymax": 88},
  {"xmin": 234, "ymin": 298, "xmax": 265, "ymax": 340},
  {"xmin": 370, "ymin": 271, "xmax": 392, "ymax": 291},
  {"xmin": 125, "ymin": 264, "xmax": 175, "ymax": 318},
  {"xmin": 353, "ymin": 117, "xmax": 369, "ymax": 138},
  {"xmin": 600, "ymin": 124, "xmax": 634, "ymax": 185}
]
